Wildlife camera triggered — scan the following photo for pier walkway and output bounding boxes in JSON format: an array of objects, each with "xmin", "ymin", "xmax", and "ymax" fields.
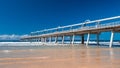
[{"xmin": 21, "ymin": 16, "xmax": 120, "ymax": 48}]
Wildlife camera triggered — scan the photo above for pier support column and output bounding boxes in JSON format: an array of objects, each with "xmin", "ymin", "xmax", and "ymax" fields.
[
  {"xmin": 41, "ymin": 38, "xmax": 43, "ymax": 42},
  {"xmin": 42, "ymin": 37, "xmax": 45, "ymax": 42},
  {"xmin": 81, "ymin": 34, "xmax": 84, "ymax": 44},
  {"xmin": 62, "ymin": 35, "xmax": 64, "ymax": 44},
  {"xmin": 30, "ymin": 39, "xmax": 31, "ymax": 42},
  {"xmin": 70, "ymin": 36, "xmax": 72, "ymax": 44},
  {"xmin": 38, "ymin": 38, "xmax": 40, "ymax": 42},
  {"xmin": 109, "ymin": 31, "xmax": 114, "ymax": 48},
  {"xmin": 55, "ymin": 36, "xmax": 58, "ymax": 44},
  {"xmin": 40, "ymin": 38, "xmax": 41, "ymax": 42},
  {"xmin": 72, "ymin": 34, "xmax": 75, "ymax": 44},
  {"xmin": 86, "ymin": 33, "xmax": 90, "ymax": 47},
  {"xmin": 35, "ymin": 38, "xmax": 36, "ymax": 42},
  {"xmin": 35, "ymin": 38, "xmax": 38, "ymax": 45},
  {"xmin": 40, "ymin": 38, "xmax": 42, "ymax": 42},
  {"xmin": 49, "ymin": 36, "xmax": 52, "ymax": 43},
  {"xmin": 44, "ymin": 37, "xmax": 47, "ymax": 43},
  {"xmin": 96, "ymin": 33, "xmax": 99, "ymax": 46},
  {"xmin": 37, "ymin": 38, "xmax": 39, "ymax": 42},
  {"xmin": 38, "ymin": 38, "xmax": 41, "ymax": 44},
  {"xmin": 35, "ymin": 38, "xmax": 37, "ymax": 42},
  {"xmin": 43, "ymin": 37, "xmax": 45, "ymax": 42}
]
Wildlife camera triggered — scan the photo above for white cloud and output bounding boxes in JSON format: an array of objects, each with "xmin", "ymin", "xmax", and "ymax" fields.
[{"xmin": 0, "ymin": 34, "xmax": 29, "ymax": 40}]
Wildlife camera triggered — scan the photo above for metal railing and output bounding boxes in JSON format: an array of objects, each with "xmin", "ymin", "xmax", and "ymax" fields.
[
  {"xmin": 29, "ymin": 21, "xmax": 120, "ymax": 37},
  {"xmin": 29, "ymin": 16, "xmax": 120, "ymax": 37}
]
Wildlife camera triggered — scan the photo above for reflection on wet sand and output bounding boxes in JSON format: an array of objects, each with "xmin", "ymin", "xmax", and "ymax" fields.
[{"xmin": 0, "ymin": 46, "xmax": 120, "ymax": 68}]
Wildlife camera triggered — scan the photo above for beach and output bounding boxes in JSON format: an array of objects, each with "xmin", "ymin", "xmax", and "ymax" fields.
[{"xmin": 0, "ymin": 45, "xmax": 120, "ymax": 68}]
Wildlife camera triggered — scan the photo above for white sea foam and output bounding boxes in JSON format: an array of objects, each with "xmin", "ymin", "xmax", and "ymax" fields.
[
  {"xmin": 2, "ymin": 50, "xmax": 11, "ymax": 53},
  {"xmin": 0, "ymin": 42, "xmax": 43, "ymax": 46},
  {"xmin": 0, "ymin": 41, "xmax": 120, "ymax": 46}
]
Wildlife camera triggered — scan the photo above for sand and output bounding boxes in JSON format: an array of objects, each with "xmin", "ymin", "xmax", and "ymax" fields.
[{"xmin": 0, "ymin": 45, "xmax": 120, "ymax": 68}]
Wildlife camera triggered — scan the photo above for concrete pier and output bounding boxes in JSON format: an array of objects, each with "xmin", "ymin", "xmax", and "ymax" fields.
[{"xmin": 21, "ymin": 16, "xmax": 120, "ymax": 48}]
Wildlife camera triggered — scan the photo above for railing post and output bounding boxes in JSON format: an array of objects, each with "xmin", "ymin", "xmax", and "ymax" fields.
[
  {"xmin": 96, "ymin": 21, "xmax": 100, "ymax": 28},
  {"xmin": 109, "ymin": 31, "xmax": 114, "ymax": 48}
]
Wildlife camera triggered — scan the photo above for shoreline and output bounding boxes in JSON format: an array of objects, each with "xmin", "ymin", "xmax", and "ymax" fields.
[{"xmin": 0, "ymin": 41, "xmax": 120, "ymax": 46}]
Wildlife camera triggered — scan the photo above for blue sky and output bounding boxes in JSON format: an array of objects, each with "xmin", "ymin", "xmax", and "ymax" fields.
[{"xmin": 0, "ymin": 0, "xmax": 120, "ymax": 40}]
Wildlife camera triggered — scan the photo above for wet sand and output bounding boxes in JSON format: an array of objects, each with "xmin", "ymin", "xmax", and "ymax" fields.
[{"xmin": 0, "ymin": 46, "xmax": 120, "ymax": 68}]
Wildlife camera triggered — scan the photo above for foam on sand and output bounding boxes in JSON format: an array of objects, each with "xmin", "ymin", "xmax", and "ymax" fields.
[{"xmin": 0, "ymin": 41, "xmax": 120, "ymax": 46}]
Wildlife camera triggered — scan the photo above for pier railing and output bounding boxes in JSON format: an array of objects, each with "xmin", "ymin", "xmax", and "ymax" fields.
[
  {"xmin": 30, "ymin": 16, "xmax": 120, "ymax": 36},
  {"xmin": 30, "ymin": 20, "xmax": 120, "ymax": 37}
]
